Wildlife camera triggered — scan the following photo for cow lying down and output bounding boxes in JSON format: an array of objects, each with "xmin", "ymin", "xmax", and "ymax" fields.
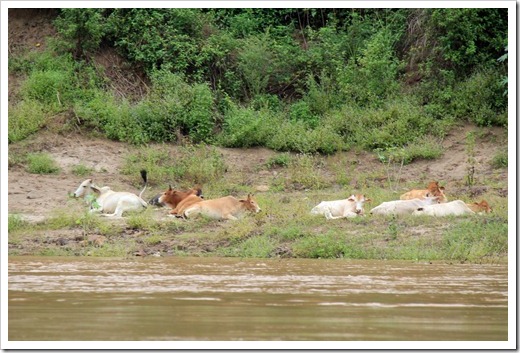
[
  {"xmin": 73, "ymin": 170, "xmax": 148, "ymax": 217},
  {"xmin": 183, "ymin": 194, "xmax": 261, "ymax": 220},
  {"xmin": 311, "ymin": 194, "xmax": 371, "ymax": 220},
  {"xmin": 466, "ymin": 200, "xmax": 492, "ymax": 214},
  {"xmin": 170, "ymin": 194, "xmax": 204, "ymax": 217},
  {"xmin": 412, "ymin": 200, "xmax": 475, "ymax": 216},
  {"xmin": 369, "ymin": 196, "xmax": 440, "ymax": 216},
  {"xmin": 157, "ymin": 185, "xmax": 203, "ymax": 211},
  {"xmin": 400, "ymin": 181, "xmax": 448, "ymax": 203}
]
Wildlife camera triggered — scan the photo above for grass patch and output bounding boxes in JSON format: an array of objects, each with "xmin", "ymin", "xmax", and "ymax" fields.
[
  {"xmin": 8, "ymin": 100, "xmax": 48, "ymax": 143},
  {"xmin": 285, "ymin": 154, "xmax": 329, "ymax": 190},
  {"xmin": 122, "ymin": 144, "xmax": 227, "ymax": 188},
  {"xmin": 8, "ymin": 214, "xmax": 28, "ymax": 233},
  {"xmin": 442, "ymin": 218, "xmax": 508, "ymax": 263},
  {"xmin": 26, "ymin": 152, "xmax": 60, "ymax": 174},
  {"xmin": 71, "ymin": 164, "xmax": 94, "ymax": 177},
  {"xmin": 375, "ymin": 135, "xmax": 444, "ymax": 165},
  {"xmin": 266, "ymin": 153, "xmax": 291, "ymax": 169},
  {"xmin": 491, "ymin": 149, "xmax": 508, "ymax": 169}
]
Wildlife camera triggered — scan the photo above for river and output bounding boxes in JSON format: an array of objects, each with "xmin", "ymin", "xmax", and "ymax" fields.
[{"xmin": 7, "ymin": 256, "xmax": 509, "ymax": 348}]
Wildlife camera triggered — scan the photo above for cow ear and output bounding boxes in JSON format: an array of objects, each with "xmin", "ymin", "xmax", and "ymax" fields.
[
  {"xmin": 91, "ymin": 185, "xmax": 101, "ymax": 193},
  {"xmin": 168, "ymin": 184, "xmax": 173, "ymax": 191},
  {"xmin": 365, "ymin": 198, "xmax": 372, "ymax": 203},
  {"xmin": 417, "ymin": 207, "xmax": 424, "ymax": 211},
  {"xmin": 347, "ymin": 197, "xmax": 355, "ymax": 202},
  {"xmin": 439, "ymin": 186, "xmax": 445, "ymax": 191}
]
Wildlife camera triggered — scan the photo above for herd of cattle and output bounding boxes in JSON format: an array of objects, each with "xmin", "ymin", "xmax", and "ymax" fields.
[{"xmin": 72, "ymin": 171, "xmax": 492, "ymax": 220}]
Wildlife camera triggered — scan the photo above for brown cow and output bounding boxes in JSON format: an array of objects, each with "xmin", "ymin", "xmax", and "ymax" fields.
[
  {"xmin": 157, "ymin": 185, "xmax": 203, "ymax": 210},
  {"xmin": 400, "ymin": 181, "xmax": 448, "ymax": 203},
  {"xmin": 466, "ymin": 200, "xmax": 492, "ymax": 214}
]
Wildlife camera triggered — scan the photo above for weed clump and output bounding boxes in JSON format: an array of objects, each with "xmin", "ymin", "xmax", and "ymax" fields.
[{"xmin": 26, "ymin": 153, "xmax": 60, "ymax": 174}]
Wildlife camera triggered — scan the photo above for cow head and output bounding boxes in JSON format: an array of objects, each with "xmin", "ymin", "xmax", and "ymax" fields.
[
  {"xmin": 347, "ymin": 194, "xmax": 371, "ymax": 214},
  {"xmin": 240, "ymin": 194, "xmax": 261, "ymax": 214},
  {"xmin": 474, "ymin": 200, "xmax": 493, "ymax": 213},
  {"xmin": 426, "ymin": 181, "xmax": 448, "ymax": 203},
  {"xmin": 73, "ymin": 179, "xmax": 100, "ymax": 198}
]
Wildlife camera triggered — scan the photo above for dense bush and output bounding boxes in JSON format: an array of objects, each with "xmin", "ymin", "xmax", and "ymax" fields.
[{"xmin": 8, "ymin": 8, "xmax": 508, "ymax": 152}]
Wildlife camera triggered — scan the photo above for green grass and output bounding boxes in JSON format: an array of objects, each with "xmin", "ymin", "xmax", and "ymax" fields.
[
  {"xmin": 122, "ymin": 144, "xmax": 227, "ymax": 188},
  {"xmin": 7, "ymin": 176, "xmax": 508, "ymax": 262},
  {"xmin": 8, "ymin": 100, "xmax": 48, "ymax": 143},
  {"xmin": 26, "ymin": 152, "xmax": 60, "ymax": 174},
  {"xmin": 491, "ymin": 149, "xmax": 508, "ymax": 169},
  {"xmin": 71, "ymin": 164, "xmax": 94, "ymax": 177},
  {"xmin": 8, "ymin": 214, "xmax": 27, "ymax": 233}
]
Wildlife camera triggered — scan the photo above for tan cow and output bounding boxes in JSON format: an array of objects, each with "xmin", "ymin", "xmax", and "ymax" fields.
[
  {"xmin": 466, "ymin": 200, "xmax": 492, "ymax": 214},
  {"xmin": 170, "ymin": 194, "xmax": 204, "ymax": 217},
  {"xmin": 400, "ymin": 181, "xmax": 448, "ymax": 203},
  {"xmin": 183, "ymin": 194, "xmax": 261, "ymax": 220}
]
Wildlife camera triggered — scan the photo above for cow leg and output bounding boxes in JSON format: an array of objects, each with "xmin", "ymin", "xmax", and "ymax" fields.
[{"xmin": 325, "ymin": 209, "xmax": 342, "ymax": 220}]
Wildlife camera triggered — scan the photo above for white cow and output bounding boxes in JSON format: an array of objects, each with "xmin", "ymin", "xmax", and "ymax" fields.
[
  {"xmin": 73, "ymin": 170, "xmax": 148, "ymax": 217},
  {"xmin": 412, "ymin": 200, "xmax": 476, "ymax": 217},
  {"xmin": 311, "ymin": 194, "xmax": 371, "ymax": 220},
  {"xmin": 369, "ymin": 196, "xmax": 440, "ymax": 216}
]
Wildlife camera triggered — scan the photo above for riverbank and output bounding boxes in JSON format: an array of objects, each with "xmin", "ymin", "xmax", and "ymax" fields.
[{"xmin": 7, "ymin": 124, "xmax": 508, "ymax": 262}]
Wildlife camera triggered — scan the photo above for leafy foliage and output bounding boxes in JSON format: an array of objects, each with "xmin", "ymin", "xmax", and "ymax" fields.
[{"xmin": 10, "ymin": 8, "xmax": 509, "ymax": 152}]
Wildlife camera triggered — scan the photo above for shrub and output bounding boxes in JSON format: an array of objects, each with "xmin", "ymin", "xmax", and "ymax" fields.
[
  {"xmin": 336, "ymin": 97, "xmax": 441, "ymax": 150},
  {"xmin": 267, "ymin": 120, "xmax": 344, "ymax": 154},
  {"xmin": 237, "ymin": 34, "xmax": 274, "ymax": 98},
  {"xmin": 338, "ymin": 29, "xmax": 401, "ymax": 106},
  {"xmin": 21, "ymin": 70, "xmax": 73, "ymax": 109},
  {"xmin": 26, "ymin": 153, "xmax": 60, "ymax": 174},
  {"xmin": 376, "ymin": 136, "xmax": 444, "ymax": 165},
  {"xmin": 450, "ymin": 68, "xmax": 508, "ymax": 126},
  {"xmin": 219, "ymin": 106, "xmax": 275, "ymax": 148},
  {"xmin": 289, "ymin": 101, "xmax": 319, "ymax": 129},
  {"xmin": 54, "ymin": 8, "xmax": 106, "ymax": 59}
]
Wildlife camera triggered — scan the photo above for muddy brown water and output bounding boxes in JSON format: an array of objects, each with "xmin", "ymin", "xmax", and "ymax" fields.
[{"xmin": 8, "ymin": 257, "xmax": 507, "ymax": 342}]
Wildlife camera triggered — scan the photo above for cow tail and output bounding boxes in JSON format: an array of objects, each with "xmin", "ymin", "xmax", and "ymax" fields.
[{"xmin": 139, "ymin": 170, "xmax": 148, "ymax": 200}]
